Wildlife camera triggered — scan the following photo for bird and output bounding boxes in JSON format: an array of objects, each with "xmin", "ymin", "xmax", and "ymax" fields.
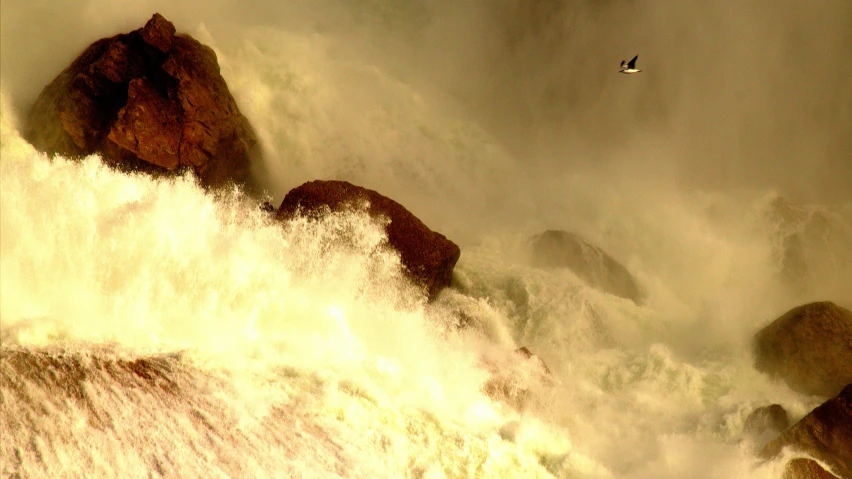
[{"xmin": 619, "ymin": 55, "xmax": 642, "ymax": 74}]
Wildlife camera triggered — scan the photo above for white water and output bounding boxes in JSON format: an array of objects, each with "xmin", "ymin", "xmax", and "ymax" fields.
[{"xmin": 2, "ymin": 2, "xmax": 851, "ymax": 478}]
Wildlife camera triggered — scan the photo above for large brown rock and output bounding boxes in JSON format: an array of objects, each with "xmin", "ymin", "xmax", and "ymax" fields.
[
  {"xmin": 753, "ymin": 301, "xmax": 852, "ymax": 397},
  {"xmin": 24, "ymin": 13, "xmax": 258, "ymax": 189},
  {"xmin": 760, "ymin": 383, "xmax": 852, "ymax": 479},
  {"xmin": 529, "ymin": 230, "xmax": 644, "ymax": 304},
  {"xmin": 275, "ymin": 180, "xmax": 460, "ymax": 301}
]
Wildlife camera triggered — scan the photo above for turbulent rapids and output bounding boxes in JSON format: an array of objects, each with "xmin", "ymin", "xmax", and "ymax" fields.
[{"xmin": 2, "ymin": 1, "xmax": 852, "ymax": 478}]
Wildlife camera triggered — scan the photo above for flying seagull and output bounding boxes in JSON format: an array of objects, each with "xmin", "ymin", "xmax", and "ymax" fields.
[{"xmin": 619, "ymin": 55, "xmax": 642, "ymax": 74}]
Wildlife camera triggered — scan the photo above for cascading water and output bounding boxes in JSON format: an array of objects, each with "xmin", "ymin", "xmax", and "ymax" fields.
[{"xmin": 2, "ymin": 1, "xmax": 850, "ymax": 478}]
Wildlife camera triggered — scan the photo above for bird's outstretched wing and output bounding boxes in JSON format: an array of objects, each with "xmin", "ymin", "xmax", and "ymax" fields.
[
  {"xmin": 627, "ymin": 55, "xmax": 638, "ymax": 69},
  {"xmin": 620, "ymin": 60, "xmax": 627, "ymax": 69}
]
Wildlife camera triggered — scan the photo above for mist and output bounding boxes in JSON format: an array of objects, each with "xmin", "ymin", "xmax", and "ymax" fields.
[
  {"xmin": 3, "ymin": 0, "xmax": 850, "ymax": 206},
  {"xmin": 412, "ymin": 0, "xmax": 852, "ymax": 204}
]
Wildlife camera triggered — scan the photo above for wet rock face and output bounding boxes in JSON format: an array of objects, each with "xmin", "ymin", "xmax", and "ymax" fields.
[
  {"xmin": 753, "ymin": 301, "xmax": 852, "ymax": 398},
  {"xmin": 760, "ymin": 384, "xmax": 852, "ymax": 479},
  {"xmin": 275, "ymin": 180, "xmax": 461, "ymax": 302},
  {"xmin": 24, "ymin": 13, "xmax": 259, "ymax": 189},
  {"xmin": 781, "ymin": 459, "xmax": 837, "ymax": 479},
  {"xmin": 529, "ymin": 230, "xmax": 644, "ymax": 304}
]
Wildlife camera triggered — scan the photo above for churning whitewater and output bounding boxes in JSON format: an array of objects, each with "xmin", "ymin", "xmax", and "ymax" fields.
[{"xmin": 2, "ymin": 2, "xmax": 851, "ymax": 479}]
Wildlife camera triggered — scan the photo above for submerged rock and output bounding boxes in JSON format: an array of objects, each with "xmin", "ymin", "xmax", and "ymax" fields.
[
  {"xmin": 529, "ymin": 230, "xmax": 644, "ymax": 304},
  {"xmin": 275, "ymin": 180, "xmax": 460, "ymax": 301},
  {"xmin": 767, "ymin": 198, "xmax": 810, "ymax": 295},
  {"xmin": 25, "ymin": 13, "xmax": 259, "ymax": 189},
  {"xmin": 259, "ymin": 201, "xmax": 276, "ymax": 214},
  {"xmin": 515, "ymin": 346, "xmax": 552, "ymax": 376},
  {"xmin": 744, "ymin": 404, "xmax": 790, "ymax": 436},
  {"xmin": 482, "ymin": 346, "xmax": 553, "ymax": 411},
  {"xmin": 0, "ymin": 347, "xmax": 353, "ymax": 477},
  {"xmin": 743, "ymin": 404, "xmax": 790, "ymax": 449},
  {"xmin": 766, "ymin": 197, "xmax": 852, "ymax": 298},
  {"xmin": 760, "ymin": 383, "xmax": 852, "ymax": 479},
  {"xmin": 781, "ymin": 459, "xmax": 837, "ymax": 479},
  {"xmin": 1, "ymin": 348, "xmax": 185, "ymax": 432},
  {"xmin": 753, "ymin": 301, "xmax": 852, "ymax": 397}
]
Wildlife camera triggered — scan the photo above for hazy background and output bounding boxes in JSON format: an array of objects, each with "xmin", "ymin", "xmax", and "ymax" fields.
[{"xmin": 2, "ymin": 0, "xmax": 851, "ymax": 204}]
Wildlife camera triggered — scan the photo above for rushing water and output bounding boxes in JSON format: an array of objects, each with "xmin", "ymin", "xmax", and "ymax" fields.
[{"xmin": 2, "ymin": 1, "xmax": 851, "ymax": 478}]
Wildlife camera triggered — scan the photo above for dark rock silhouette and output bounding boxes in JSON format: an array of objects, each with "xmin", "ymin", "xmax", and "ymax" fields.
[
  {"xmin": 275, "ymin": 180, "xmax": 460, "ymax": 301},
  {"xmin": 760, "ymin": 383, "xmax": 852, "ymax": 479},
  {"xmin": 529, "ymin": 230, "xmax": 644, "ymax": 304},
  {"xmin": 753, "ymin": 301, "xmax": 852, "ymax": 397},
  {"xmin": 24, "ymin": 13, "xmax": 258, "ymax": 190},
  {"xmin": 743, "ymin": 404, "xmax": 790, "ymax": 446}
]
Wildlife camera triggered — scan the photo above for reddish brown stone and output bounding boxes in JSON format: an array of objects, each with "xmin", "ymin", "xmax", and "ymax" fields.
[
  {"xmin": 24, "ymin": 13, "xmax": 258, "ymax": 190},
  {"xmin": 760, "ymin": 384, "xmax": 852, "ymax": 479},
  {"xmin": 275, "ymin": 180, "xmax": 460, "ymax": 301},
  {"xmin": 753, "ymin": 302, "xmax": 852, "ymax": 398}
]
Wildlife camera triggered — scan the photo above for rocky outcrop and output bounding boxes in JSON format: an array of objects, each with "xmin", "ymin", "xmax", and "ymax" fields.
[
  {"xmin": 24, "ymin": 13, "xmax": 258, "ymax": 189},
  {"xmin": 753, "ymin": 301, "xmax": 852, "ymax": 397},
  {"xmin": 275, "ymin": 180, "xmax": 460, "ymax": 301},
  {"xmin": 529, "ymin": 230, "xmax": 644, "ymax": 304},
  {"xmin": 760, "ymin": 383, "xmax": 852, "ymax": 479}
]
